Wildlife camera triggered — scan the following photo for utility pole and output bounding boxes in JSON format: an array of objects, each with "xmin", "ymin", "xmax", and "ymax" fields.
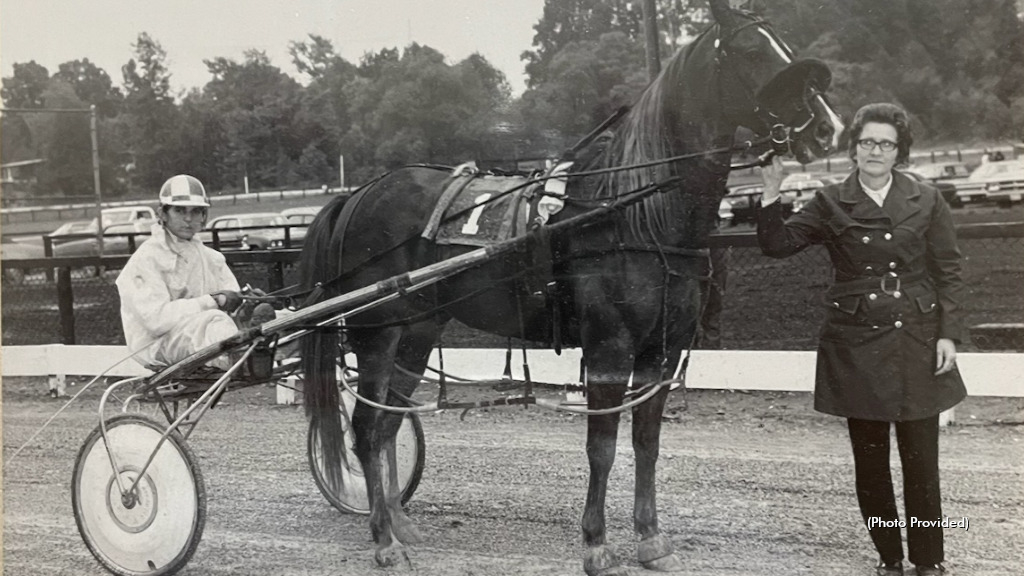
[
  {"xmin": 90, "ymin": 105, "xmax": 104, "ymax": 256},
  {"xmin": 641, "ymin": 0, "xmax": 661, "ymax": 81}
]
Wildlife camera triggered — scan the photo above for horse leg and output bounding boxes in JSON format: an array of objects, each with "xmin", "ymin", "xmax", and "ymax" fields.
[
  {"xmin": 380, "ymin": 320, "xmax": 443, "ymax": 546},
  {"xmin": 632, "ymin": 350, "xmax": 684, "ymax": 572},
  {"xmin": 581, "ymin": 348, "xmax": 632, "ymax": 576},
  {"xmin": 349, "ymin": 327, "xmax": 409, "ymax": 568}
]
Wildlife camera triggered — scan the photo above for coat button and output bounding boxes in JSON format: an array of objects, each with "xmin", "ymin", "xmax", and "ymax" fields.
[
  {"xmin": 889, "ymin": 261, "xmax": 897, "ymax": 269},
  {"xmin": 884, "ymin": 232, "xmax": 893, "ymax": 240},
  {"xmin": 862, "ymin": 236, "xmax": 871, "ymax": 244},
  {"xmin": 930, "ymin": 303, "xmax": 936, "ymax": 309},
  {"xmin": 895, "ymin": 320, "xmax": 903, "ymax": 328},
  {"xmin": 893, "ymin": 291, "xmax": 902, "ymax": 299},
  {"xmin": 865, "ymin": 265, "xmax": 874, "ymax": 272},
  {"xmin": 833, "ymin": 301, "xmax": 840, "ymax": 308},
  {"xmin": 868, "ymin": 293, "xmax": 878, "ymax": 300}
]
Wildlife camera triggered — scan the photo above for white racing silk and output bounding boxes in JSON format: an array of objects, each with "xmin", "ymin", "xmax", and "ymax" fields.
[{"xmin": 116, "ymin": 223, "xmax": 241, "ymax": 368}]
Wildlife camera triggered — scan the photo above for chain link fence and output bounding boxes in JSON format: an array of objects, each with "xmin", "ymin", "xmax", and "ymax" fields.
[{"xmin": 2, "ymin": 229, "xmax": 1021, "ymax": 351}]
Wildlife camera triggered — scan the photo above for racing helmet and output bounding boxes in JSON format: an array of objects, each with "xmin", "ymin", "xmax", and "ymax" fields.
[{"xmin": 158, "ymin": 174, "xmax": 210, "ymax": 207}]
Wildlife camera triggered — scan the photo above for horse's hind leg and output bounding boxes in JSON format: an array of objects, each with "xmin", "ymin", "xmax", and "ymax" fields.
[
  {"xmin": 349, "ymin": 326, "xmax": 409, "ymax": 567},
  {"xmin": 632, "ymin": 349, "xmax": 684, "ymax": 572},
  {"xmin": 380, "ymin": 320, "xmax": 444, "ymax": 546}
]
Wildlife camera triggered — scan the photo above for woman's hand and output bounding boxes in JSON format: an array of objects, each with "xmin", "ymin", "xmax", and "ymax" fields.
[
  {"xmin": 935, "ymin": 338, "xmax": 957, "ymax": 375},
  {"xmin": 760, "ymin": 155, "xmax": 785, "ymax": 204}
]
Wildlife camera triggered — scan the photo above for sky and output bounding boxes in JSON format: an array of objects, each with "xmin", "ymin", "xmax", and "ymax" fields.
[{"xmin": 0, "ymin": 0, "xmax": 547, "ymax": 98}]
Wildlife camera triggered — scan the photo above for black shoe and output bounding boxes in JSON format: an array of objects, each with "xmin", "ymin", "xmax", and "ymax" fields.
[
  {"xmin": 915, "ymin": 565, "xmax": 946, "ymax": 576},
  {"xmin": 876, "ymin": 559, "xmax": 904, "ymax": 576}
]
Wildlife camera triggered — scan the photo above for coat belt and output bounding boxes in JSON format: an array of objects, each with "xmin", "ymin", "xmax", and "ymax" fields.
[{"xmin": 827, "ymin": 269, "xmax": 928, "ymax": 298}]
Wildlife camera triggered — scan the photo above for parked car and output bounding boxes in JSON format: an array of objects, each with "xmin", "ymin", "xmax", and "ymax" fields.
[
  {"xmin": 100, "ymin": 205, "xmax": 157, "ymax": 226},
  {"xmin": 1, "ymin": 241, "xmax": 45, "ymax": 284},
  {"xmin": 903, "ymin": 161, "xmax": 970, "ymax": 184},
  {"xmin": 724, "ymin": 183, "xmax": 771, "ymax": 224},
  {"xmin": 199, "ymin": 212, "xmax": 286, "ymax": 250},
  {"xmin": 243, "ymin": 206, "xmax": 323, "ymax": 250},
  {"xmin": 48, "ymin": 220, "xmax": 98, "ymax": 245},
  {"xmin": 52, "ymin": 220, "xmax": 154, "ymax": 258},
  {"xmin": 955, "ymin": 160, "xmax": 1024, "ymax": 207},
  {"xmin": 716, "ymin": 198, "xmax": 734, "ymax": 226}
]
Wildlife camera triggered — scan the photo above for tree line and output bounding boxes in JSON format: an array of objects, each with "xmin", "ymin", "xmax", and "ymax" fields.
[{"xmin": 2, "ymin": 0, "xmax": 1022, "ymax": 202}]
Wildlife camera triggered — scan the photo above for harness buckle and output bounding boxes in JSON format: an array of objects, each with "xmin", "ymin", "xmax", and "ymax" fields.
[
  {"xmin": 769, "ymin": 124, "xmax": 790, "ymax": 155},
  {"xmin": 880, "ymin": 273, "xmax": 901, "ymax": 296}
]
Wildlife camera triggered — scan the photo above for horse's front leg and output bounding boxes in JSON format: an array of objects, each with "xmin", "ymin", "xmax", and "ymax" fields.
[
  {"xmin": 631, "ymin": 350, "xmax": 684, "ymax": 572},
  {"xmin": 582, "ymin": 354, "xmax": 631, "ymax": 576}
]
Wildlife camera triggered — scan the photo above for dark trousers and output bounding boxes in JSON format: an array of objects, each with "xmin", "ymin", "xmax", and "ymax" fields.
[{"xmin": 847, "ymin": 416, "xmax": 943, "ymax": 566}]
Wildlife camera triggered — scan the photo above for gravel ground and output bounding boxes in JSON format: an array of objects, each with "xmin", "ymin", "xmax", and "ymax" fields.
[{"xmin": 3, "ymin": 376, "xmax": 1023, "ymax": 576}]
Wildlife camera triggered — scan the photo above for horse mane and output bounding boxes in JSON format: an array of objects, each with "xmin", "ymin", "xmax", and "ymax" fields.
[{"xmin": 595, "ymin": 25, "xmax": 719, "ymax": 241}]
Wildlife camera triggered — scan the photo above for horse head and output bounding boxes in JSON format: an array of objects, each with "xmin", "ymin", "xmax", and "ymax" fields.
[{"xmin": 709, "ymin": 0, "xmax": 844, "ymax": 164}]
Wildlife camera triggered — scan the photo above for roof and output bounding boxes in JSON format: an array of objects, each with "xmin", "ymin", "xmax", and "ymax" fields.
[{"xmin": 1, "ymin": 159, "xmax": 46, "ymax": 169}]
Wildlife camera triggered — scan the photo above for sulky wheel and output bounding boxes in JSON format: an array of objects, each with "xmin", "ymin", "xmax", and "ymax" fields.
[
  {"xmin": 307, "ymin": 389, "xmax": 425, "ymax": 514},
  {"xmin": 72, "ymin": 413, "xmax": 205, "ymax": 576}
]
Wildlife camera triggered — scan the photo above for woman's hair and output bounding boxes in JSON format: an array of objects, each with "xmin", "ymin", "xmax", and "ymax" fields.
[{"xmin": 846, "ymin": 102, "xmax": 914, "ymax": 165}]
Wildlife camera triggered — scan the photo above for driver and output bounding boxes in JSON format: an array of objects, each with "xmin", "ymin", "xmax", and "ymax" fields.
[{"xmin": 116, "ymin": 174, "xmax": 274, "ymax": 372}]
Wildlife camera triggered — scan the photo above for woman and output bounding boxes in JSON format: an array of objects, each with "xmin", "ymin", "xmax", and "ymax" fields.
[{"xmin": 757, "ymin": 102, "xmax": 966, "ymax": 576}]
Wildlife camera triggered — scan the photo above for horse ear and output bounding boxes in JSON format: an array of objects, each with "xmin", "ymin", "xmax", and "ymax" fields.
[{"xmin": 708, "ymin": 0, "xmax": 738, "ymax": 29}]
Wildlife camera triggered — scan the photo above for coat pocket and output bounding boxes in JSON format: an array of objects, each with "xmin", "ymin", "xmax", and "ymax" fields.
[{"xmin": 825, "ymin": 295, "xmax": 861, "ymax": 315}]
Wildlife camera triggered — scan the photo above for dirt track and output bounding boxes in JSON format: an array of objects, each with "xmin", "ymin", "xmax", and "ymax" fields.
[{"xmin": 3, "ymin": 376, "xmax": 1023, "ymax": 575}]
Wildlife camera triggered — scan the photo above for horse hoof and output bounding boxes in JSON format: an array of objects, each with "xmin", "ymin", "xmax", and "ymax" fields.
[
  {"xmin": 392, "ymin": 518, "xmax": 424, "ymax": 545},
  {"xmin": 583, "ymin": 545, "xmax": 629, "ymax": 576},
  {"xmin": 641, "ymin": 553, "xmax": 684, "ymax": 572},
  {"xmin": 638, "ymin": 534, "xmax": 684, "ymax": 572},
  {"xmin": 374, "ymin": 544, "xmax": 411, "ymax": 569}
]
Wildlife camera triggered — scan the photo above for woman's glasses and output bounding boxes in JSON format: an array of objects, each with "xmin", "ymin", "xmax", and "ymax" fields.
[{"xmin": 856, "ymin": 138, "xmax": 897, "ymax": 152}]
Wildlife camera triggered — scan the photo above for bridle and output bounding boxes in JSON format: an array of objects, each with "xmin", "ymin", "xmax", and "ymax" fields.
[{"xmin": 713, "ymin": 16, "xmax": 828, "ymax": 158}]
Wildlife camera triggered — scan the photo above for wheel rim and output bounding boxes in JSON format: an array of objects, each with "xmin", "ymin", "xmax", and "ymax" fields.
[
  {"xmin": 310, "ymin": 390, "xmax": 421, "ymax": 514},
  {"xmin": 75, "ymin": 416, "xmax": 201, "ymax": 574}
]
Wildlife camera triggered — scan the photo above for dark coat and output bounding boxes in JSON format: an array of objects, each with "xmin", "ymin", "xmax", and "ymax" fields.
[{"xmin": 757, "ymin": 170, "xmax": 967, "ymax": 421}]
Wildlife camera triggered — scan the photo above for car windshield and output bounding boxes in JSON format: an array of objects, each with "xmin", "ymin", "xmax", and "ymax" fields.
[
  {"xmin": 240, "ymin": 215, "xmax": 285, "ymax": 227},
  {"xmin": 102, "ymin": 211, "xmax": 134, "ymax": 224}
]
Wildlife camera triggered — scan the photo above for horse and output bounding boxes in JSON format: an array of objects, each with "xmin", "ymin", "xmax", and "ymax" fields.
[{"xmin": 299, "ymin": 1, "xmax": 844, "ymax": 573}]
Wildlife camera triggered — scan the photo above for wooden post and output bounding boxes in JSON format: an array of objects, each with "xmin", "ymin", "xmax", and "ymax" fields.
[
  {"xmin": 271, "ymin": 262, "xmax": 285, "ymax": 292},
  {"xmin": 56, "ymin": 267, "xmax": 76, "ymax": 344},
  {"xmin": 43, "ymin": 235, "xmax": 55, "ymax": 282}
]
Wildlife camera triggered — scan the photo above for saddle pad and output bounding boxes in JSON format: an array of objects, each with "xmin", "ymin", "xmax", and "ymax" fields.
[{"xmin": 429, "ymin": 175, "xmax": 534, "ymax": 247}]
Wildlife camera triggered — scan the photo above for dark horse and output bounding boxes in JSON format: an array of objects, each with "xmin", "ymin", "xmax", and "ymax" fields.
[{"xmin": 300, "ymin": 1, "xmax": 843, "ymax": 573}]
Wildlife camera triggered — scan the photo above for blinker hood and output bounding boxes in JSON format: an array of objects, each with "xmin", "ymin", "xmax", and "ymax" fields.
[{"xmin": 756, "ymin": 58, "xmax": 832, "ymax": 114}]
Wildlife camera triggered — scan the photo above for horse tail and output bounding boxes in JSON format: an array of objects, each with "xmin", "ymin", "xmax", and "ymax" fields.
[{"xmin": 299, "ymin": 193, "xmax": 351, "ymax": 492}]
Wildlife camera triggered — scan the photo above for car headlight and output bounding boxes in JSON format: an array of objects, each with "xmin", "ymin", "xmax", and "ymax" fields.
[{"xmin": 270, "ymin": 240, "xmax": 284, "ymax": 248}]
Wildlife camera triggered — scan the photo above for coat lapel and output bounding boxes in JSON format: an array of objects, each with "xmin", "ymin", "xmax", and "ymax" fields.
[
  {"xmin": 882, "ymin": 172, "xmax": 923, "ymax": 226},
  {"xmin": 838, "ymin": 172, "xmax": 889, "ymax": 224}
]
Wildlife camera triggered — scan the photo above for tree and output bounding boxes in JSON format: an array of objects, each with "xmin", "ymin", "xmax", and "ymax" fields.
[
  {"xmin": 519, "ymin": 32, "xmax": 646, "ymax": 139},
  {"xmin": 342, "ymin": 44, "xmax": 511, "ymax": 182},
  {"xmin": 53, "ymin": 58, "xmax": 124, "ymax": 117},
  {"xmin": 1, "ymin": 61, "xmax": 50, "ymax": 108},
  {"xmin": 34, "ymin": 81, "xmax": 93, "ymax": 197},
  {"xmin": 522, "ymin": 0, "xmax": 703, "ymax": 88},
  {"xmin": 201, "ymin": 50, "xmax": 305, "ymax": 189},
  {"xmin": 120, "ymin": 32, "xmax": 181, "ymax": 192}
]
